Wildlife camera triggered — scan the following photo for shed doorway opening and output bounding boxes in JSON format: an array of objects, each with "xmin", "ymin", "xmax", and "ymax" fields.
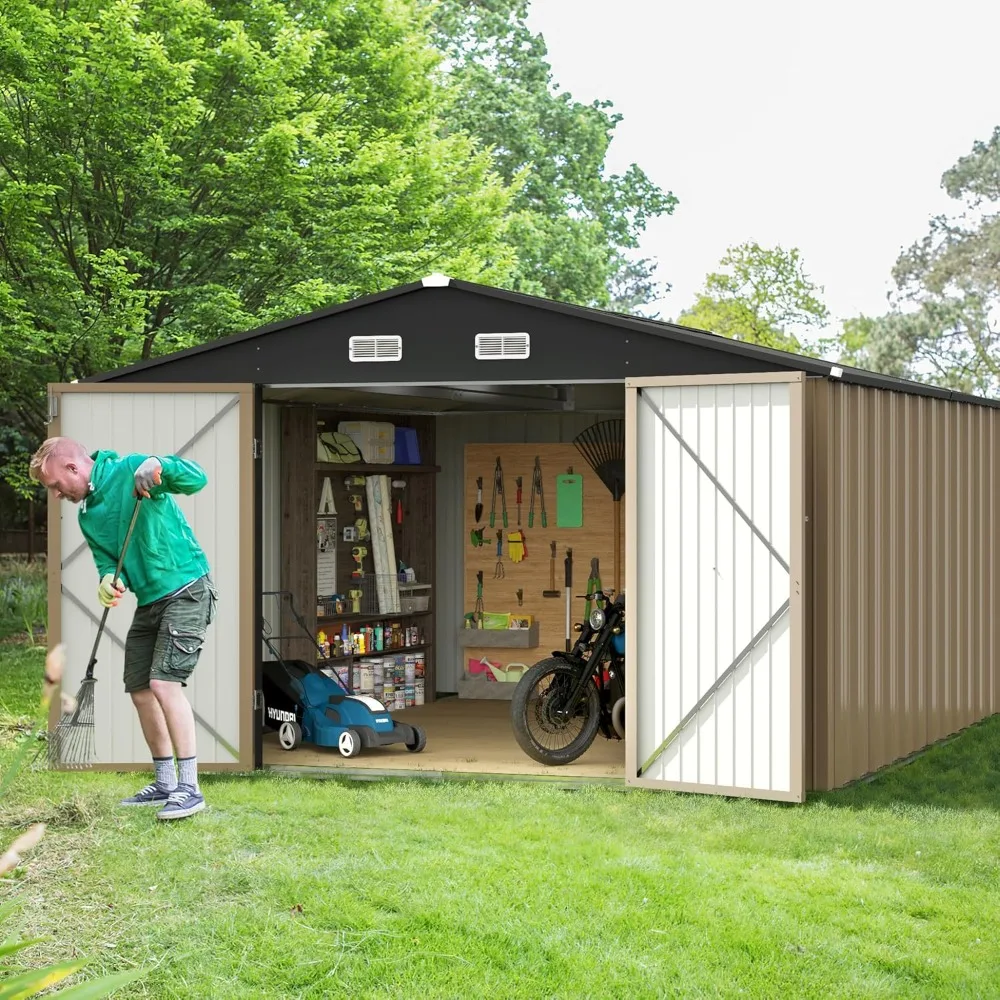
[{"xmin": 258, "ymin": 380, "xmax": 629, "ymax": 783}]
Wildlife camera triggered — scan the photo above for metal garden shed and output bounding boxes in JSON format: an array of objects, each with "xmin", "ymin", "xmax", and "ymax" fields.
[{"xmin": 46, "ymin": 274, "xmax": 1000, "ymax": 803}]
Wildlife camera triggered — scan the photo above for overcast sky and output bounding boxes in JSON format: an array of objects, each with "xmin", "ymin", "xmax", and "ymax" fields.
[{"xmin": 524, "ymin": 0, "xmax": 1000, "ymax": 334}]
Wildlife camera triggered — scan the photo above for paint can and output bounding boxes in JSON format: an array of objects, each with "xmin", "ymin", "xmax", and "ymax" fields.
[
  {"xmin": 358, "ymin": 662, "xmax": 374, "ymax": 692},
  {"xmin": 414, "ymin": 679, "xmax": 424, "ymax": 705},
  {"xmin": 404, "ymin": 683, "xmax": 415, "ymax": 708},
  {"xmin": 414, "ymin": 652, "xmax": 425, "ymax": 678},
  {"xmin": 405, "ymin": 656, "xmax": 416, "ymax": 684}
]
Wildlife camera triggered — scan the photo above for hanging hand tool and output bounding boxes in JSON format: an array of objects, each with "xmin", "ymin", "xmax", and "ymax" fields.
[
  {"xmin": 351, "ymin": 546, "xmax": 367, "ymax": 578},
  {"xmin": 564, "ymin": 547, "xmax": 573, "ymax": 651},
  {"xmin": 494, "ymin": 529, "xmax": 505, "ymax": 578},
  {"xmin": 392, "ymin": 480, "xmax": 406, "ymax": 525},
  {"xmin": 585, "ymin": 557, "xmax": 602, "ymax": 617},
  {"xmin": 475, "ymin": 570, "xmax": 485, "ymax": 626},
  {"xmin": 527, "ymin": 456, "xmax": 547, "ymax": 528},
  {"xmin": 469, "ymin": 526, "xmax": 485, "ymax": 547},
  {"xmin": 516, "ymin": 588, "xmax": 523, "ymax": 607},
  {"xmin": 489, "ymin": 457, "xmax": 508, "ymax": 528},
  {"xmin": 515, "ymin": 476, "xmax": 522, "ymax": 525},
  {"xmin": 475, "ymin": 477, "xmax": 483, "ymax": 523},
  {"xmin": 543, "ymin": 539, "xmax": 559, "ymax": 597},
  {"xmin": 490, "ymin": 459, "xmax": 506, "ymax": 527}
]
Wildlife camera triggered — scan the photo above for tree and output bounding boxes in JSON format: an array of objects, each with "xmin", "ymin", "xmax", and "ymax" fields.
[
  {"xmin": 0, "ymin": 0, "xmax": 520, "ymax": 489},
  {"xmin": 426, "ymin": 0, "xmax": 677, "ymax": 312},
  {"xmin": 675, "ymin": 242, "xmax": 830, "ymax": 354},
  {"xmin": 831, "ymin": 126, "xmax": 1000, "ymax": 395}
]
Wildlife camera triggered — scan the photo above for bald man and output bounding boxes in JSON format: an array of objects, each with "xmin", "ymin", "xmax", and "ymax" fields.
[{"xmin": 30, "ymin": 437, "xmax": 217, "ymax": 820}]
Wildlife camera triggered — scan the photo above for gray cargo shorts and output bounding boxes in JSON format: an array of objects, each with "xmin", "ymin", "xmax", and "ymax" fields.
[{"xmin": 123, "ymin": 574, "xmax": 218, "ymax": 693}]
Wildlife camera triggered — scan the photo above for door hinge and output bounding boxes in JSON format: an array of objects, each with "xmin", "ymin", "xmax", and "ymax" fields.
[
  {"xmin": 48, "ymin": 394, "xmax": 58, "ymax": 422},
  {"xmin": 253, "ymin": 689, "xmax": 263, "ymax": 711},
  {"xmin": 253, "ymin": 438, "xmax": 262, "ymax": 459}
]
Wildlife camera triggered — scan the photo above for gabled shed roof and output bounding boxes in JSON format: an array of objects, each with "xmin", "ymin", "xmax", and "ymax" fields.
[{"xmin": 83, "ymin": 276, "xmax": 999, "ymax": 408}]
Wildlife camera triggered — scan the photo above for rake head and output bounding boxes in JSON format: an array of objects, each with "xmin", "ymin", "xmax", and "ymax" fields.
[
  {"xmin": 573, "ymin": 419, "xmax": 626, "ymax": 501},
  {"xmin": 49, "ymin": 677, "xmax": 97, "ymax": 769}
]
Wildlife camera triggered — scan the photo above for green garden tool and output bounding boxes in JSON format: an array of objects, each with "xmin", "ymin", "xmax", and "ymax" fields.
[
  {"xmin": 585, "ymin": 557, "xmax": 602, "ymax": 617},
  {"xmin": 475, "ymin": 570, "xmax": 485, "ymax": 626}
]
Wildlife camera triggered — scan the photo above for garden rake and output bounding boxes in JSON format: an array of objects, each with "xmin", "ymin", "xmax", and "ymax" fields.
[
  {"xmin": 50, "ymin": 496, "xmax": 142, "ymax": 769},
  {"xmin": 574, "ymin": 419, "xmax": 625, "ymax": 595}
]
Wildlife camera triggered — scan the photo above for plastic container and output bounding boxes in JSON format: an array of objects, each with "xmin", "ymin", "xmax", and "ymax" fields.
[
  {"xmin": 337, "ymin": 420, "xmax": 395, "ymax": 464},
  {"xmin": 394, "ymin": 426, "xmax": 421, "ymax": 464}
]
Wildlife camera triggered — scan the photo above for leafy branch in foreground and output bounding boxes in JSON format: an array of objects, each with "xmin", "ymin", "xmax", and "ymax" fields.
[{"xmin": 0, "ymin": 645, "xmax": 146, "ymax": 997}]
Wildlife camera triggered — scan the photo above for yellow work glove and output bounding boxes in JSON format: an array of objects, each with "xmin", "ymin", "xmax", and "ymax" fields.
[
  {"xmin": 98, "ymin": 574, "xmax": 125, "ymax": 608},
  {"xmin": 508, "ymin": 530, "xmax": 525, "ymax": 563}
]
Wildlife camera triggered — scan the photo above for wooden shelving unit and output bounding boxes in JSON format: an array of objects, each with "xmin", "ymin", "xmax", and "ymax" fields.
[
  {"xmin": 319, "ymin": 641, "xmax": 433, "ymax": 665},
  {"xmin": 280, "ymin": 406, "xmax": 439, "ymax": 700}
]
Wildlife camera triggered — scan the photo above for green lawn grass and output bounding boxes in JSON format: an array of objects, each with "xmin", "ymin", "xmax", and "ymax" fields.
[{"xmin": 3, "ymin": 641, "xmax": 1000, "ymax": 999}]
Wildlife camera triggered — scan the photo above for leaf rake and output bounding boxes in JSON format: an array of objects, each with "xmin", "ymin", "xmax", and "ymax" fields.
[
  {"xmin": 573, "ymin": 419, "xmax": 626, "ymax": 595},
  {"xmin": 49, "ymin": 496, "xmax": 142, "ymax": 769}
]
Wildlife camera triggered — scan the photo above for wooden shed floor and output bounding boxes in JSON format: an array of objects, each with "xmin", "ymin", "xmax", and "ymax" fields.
[{"xmin": 262, "ymin": 697, "xmax": 625, "ymax": 783}]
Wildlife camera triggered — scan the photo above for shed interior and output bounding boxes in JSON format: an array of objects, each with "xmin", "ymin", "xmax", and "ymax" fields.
[{"xmin": 258, "ymin": 379, "xmax": 629, "ymax": 779}]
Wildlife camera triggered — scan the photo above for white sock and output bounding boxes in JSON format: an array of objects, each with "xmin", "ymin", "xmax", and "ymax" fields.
[
  {"xmin": 153, "ymin": 756, "xmax": 177, "ymax": 792},
  {"xmin": 177, "ymin": 755, "xmax": 198, "ymax": 792}
]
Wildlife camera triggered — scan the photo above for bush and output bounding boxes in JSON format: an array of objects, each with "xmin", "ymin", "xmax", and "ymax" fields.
[{"xmin": 0, "ymin": 559, "xmax": 46, "ymax": 644}]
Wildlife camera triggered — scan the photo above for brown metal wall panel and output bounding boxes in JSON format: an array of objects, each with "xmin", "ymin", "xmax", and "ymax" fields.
[{"xmin": 808, "ymin": 380, "xmax": 1000, "ymax": 789}]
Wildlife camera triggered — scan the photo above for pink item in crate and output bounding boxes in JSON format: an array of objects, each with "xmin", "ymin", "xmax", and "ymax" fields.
[{"xmin": 467, "ymin": 656, "xmax": 500, "ymax": 681}]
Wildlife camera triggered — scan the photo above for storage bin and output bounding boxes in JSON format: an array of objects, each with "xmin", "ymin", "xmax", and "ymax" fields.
[
  {"xmin": 337, "ymin": 420, "xmax": 395, "ymax": 463},
  {"xmin": 400, "ymin": 593, "xmax": 430, "ymax": 613},
  {"xmin": 394, "ymin": 426, "xmax": 421, "ymax": 464}
]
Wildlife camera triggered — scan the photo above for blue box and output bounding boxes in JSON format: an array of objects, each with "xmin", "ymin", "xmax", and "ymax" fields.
[{"xmin": 394, "ymin": 427, "xmax": 421, "ymax": 464}]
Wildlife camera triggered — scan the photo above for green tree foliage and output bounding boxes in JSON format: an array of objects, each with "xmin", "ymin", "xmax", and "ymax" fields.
[
  {"xmin": 426, "ymin": 0, "xmax": 677, "ymax": 312},
  {"xmin": 836, "ymin": 126, "xmax": 1000, "ymax": 395},
  {"xmin": 0, "ymin": 0, "xmax": 518, "ymax": 483},
  {"xmin": 675, "ymin": 242, "xmax": 830, "ymax": 354}
]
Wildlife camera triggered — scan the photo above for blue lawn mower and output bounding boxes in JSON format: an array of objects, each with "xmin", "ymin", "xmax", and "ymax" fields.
[{"xmin": 260, "ymin": 590, "xmax": 427, "ymax": 758}]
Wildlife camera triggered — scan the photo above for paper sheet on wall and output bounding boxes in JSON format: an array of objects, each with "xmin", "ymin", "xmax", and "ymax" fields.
[{"xmin": 317, "ymin": 516, "xmax": 338, "ymax": 598}]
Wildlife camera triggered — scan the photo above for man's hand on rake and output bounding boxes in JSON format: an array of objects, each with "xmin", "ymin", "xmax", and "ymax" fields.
[{"xmin": 134, "ymin": 456, "xmax": 162, "ymax": 498}]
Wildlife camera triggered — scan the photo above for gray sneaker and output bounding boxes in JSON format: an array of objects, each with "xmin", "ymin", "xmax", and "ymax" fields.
[
  {"xmin": 120, "ymin": 782, "xmax": 172, "ymax": 807},
  {"xmin": 156, "ymin": 783, "xmax": 205, "ymax": 821}
]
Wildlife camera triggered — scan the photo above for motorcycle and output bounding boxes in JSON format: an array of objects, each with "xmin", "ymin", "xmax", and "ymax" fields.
[{"xmin": 510, "ymin": 589, "xmax": 625, "ymax": 765}]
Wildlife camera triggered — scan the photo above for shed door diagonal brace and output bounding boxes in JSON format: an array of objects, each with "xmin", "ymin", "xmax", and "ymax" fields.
[
  {"xmin": 637, "ymin": 599, "xmax": 790, "ymax": 777},
  {"xmin": 635, "ymin": 388, "xmax": 791, "ymax": 778},
  {"xmin": 60, "ymin": 395, "xmax": 241, "ymax": 573},
  {"xmin": 63, "ymin": 589, "xmax": 239, "ymax": 760},
  {"xmin": 638, "ymin": 389, "xmax": 789, "ymax": 573}
]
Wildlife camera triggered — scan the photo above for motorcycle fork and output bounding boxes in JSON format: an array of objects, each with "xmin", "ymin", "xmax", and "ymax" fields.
[{"xmin": 561, "ymin": 630, "xmax": 615, "ymax": 714}]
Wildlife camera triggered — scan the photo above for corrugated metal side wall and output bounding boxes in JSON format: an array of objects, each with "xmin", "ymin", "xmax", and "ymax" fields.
[
  {"xmin": 435, "ymin": 409, "xmax": 623, "ymax": 692},
  {"xmin": 808, "ymin": 378, "xmax": 1000, "ymax": 789}
]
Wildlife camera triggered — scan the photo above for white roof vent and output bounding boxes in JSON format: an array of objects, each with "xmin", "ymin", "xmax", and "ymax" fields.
[
  {"xmin": 421, "ymin": 272, "xmax": 451, "ymax": 287},
  {"xmin": 349, "ymin": 335, "xmax": 402, "ymax": 362},
  {"xmin": 475, "ymin": 332, "xmax": 530, "ymax": 360}
]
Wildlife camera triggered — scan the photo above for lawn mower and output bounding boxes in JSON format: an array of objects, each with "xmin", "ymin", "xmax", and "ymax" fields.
[{"xmin": 260, "ymin": 590, "xmax": 427, "ymax": 758}]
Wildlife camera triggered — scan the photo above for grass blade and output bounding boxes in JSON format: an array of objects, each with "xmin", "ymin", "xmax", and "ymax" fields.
[
  {"xmin": 0, "ymin": 938, "xmax": 48, "ymax": 960},
  {"xmin": 49, "ymin": 968, "xmax": 146, "ymax": 998},
  {"xmin": 0, "ymin": 959, "xmax": 87, "ymax": 999}
]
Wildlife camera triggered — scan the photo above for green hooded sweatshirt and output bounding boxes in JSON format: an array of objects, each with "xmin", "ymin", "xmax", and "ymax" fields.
[{"xmin": 79, "ymin": 450, "xmax": 210, "ymax": 607}]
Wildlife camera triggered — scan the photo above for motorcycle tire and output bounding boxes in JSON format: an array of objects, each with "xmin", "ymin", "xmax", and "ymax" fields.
[{"xmin": 510, "ymin": 657, "xmax": 601, "ymax": 765}]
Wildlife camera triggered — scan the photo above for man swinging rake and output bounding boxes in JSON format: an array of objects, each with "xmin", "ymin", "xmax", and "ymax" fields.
[{"xmin": 30, "ymin": 437, "xmax": 217, "ymax": 821}]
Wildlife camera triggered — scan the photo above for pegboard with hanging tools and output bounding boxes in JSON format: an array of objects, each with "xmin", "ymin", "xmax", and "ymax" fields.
[{"xmin": 460, "ymin": 440, "xmax": 623, "ymax": 696}]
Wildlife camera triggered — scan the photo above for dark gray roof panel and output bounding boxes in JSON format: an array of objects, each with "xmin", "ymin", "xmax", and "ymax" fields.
[{"xmin": 83, "ymin": 277, "xmax": 1000, "ymax": 408}]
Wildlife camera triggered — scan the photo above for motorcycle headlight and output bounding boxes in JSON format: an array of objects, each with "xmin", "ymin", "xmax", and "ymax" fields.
[{"xmin": 588, "ymin": 608, "xmax": 605, "ymax": 631}]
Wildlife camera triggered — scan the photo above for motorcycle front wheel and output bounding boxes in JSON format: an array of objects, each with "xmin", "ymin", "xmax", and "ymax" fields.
[{"xmin": 510, "ymin": 657, "xmax": 601, "ymax": 765}]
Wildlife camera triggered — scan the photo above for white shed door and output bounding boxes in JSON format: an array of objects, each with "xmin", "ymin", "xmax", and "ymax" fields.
[
  {"xmin": 48, "ymin": 383, "xmax": 255, "ymax": 771},
  {"xmin": 625, "ymin": 374, "xmax": 805, "ymax": 802}
]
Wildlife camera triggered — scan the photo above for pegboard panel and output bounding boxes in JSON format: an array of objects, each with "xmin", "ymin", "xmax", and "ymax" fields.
[{"xmin": 462, "ymin": 443, "xmax": 623, "ymax": 678}]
